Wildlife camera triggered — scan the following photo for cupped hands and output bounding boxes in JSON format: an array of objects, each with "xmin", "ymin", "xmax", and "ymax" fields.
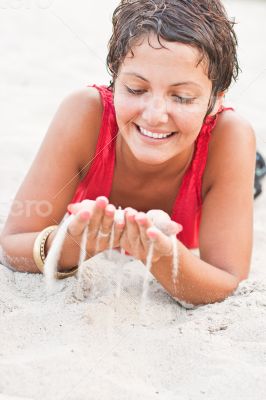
[{"xmin": 66, "ymin": 197, "xmax": 182, "ymax": 263}]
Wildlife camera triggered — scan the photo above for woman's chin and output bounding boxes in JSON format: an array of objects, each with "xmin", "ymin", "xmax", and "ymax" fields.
[
  {"xmin": 119, "ymin": 130, "xmax": 180, "ymax": 165},
  {"xmin": 130, "ymin": 150, "xmax": 171, "ymax": 165}
]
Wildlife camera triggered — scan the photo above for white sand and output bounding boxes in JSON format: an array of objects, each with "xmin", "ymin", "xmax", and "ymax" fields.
[{"xmin": 0, "ymin": 1, "xmax": 266, "ymax": 399}]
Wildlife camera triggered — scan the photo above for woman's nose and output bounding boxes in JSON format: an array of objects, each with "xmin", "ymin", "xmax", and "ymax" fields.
[{"xmin": 141, "ymin": 96, "xmax": 169, "ymax": 126}]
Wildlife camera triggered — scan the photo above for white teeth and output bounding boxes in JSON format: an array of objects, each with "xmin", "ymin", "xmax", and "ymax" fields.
[{"xmin": 139, "ymin": 126, "xmax": 172, "ymax": 139}]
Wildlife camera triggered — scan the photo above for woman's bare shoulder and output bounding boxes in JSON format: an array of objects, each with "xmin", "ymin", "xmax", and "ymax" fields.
[
  {"xmin": 59, "ymin": 87, "xmax": 102, "ymax": 147},
  {"xmin": 49, "ymin": 86, "xmax": 104, "ymax": 177},
  {"xmin": 68, "ymin": 86, "xmax": 102, "ymax": 110},
  {"xmin": 61, "ymin": 86, "xmax": 102, "ymax": 110},
  {"xmin": 212, "ymin": 109, "xmax": 255, "ymax": 150},
  {"xmin": 203, "ymin": 110, "xmax": 256, "ymax": 196}
]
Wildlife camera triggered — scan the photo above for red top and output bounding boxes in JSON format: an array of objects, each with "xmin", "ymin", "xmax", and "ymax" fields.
[{"xmin": 71, "ymin": 85, "xmax": 233, "ymax": 249}]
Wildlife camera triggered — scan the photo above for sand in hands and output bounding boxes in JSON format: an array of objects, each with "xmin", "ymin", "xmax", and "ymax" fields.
[{"xmin": 43, "ymin": 207, "xmax": 181, "ymax": 308}]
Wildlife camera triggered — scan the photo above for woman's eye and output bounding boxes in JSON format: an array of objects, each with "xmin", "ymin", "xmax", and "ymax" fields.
[
  {"xmin": 126, "ymin": 86, "xmax": 145, "ymax": 95},
  {"xmin": 173, "ymin": 95, "xmax": 195, "ymax": 105},
  {"xmin": 125, "ymin": 86, "xmax": 194, "ymax": 104}
]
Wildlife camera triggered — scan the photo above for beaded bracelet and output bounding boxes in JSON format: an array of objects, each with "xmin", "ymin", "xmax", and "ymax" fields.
[{"xmin": 33, "ymin": 225, "xmax": 78, "ymax": 279}]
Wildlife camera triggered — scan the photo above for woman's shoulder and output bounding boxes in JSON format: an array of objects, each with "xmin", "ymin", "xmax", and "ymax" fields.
[
  {"xmin": 59, "ymin": 86, "xmax": 103, "ymax": 123},
  {"xmin": 202, "ymin": 109, "xmax": 256, "ymax": 196},
  {"xmin": 214, "ymin": 108, "xmax": 255, "ymax": 139},
  {"xmin": 210, "ymin": 109, "xmax": 256, "ymax": 165},
  {"xmin": 54, "ymin": 87, "xmax": 104, "ymax": 176},
  {"xmin": 52, "ymin": 87, "xmax": 103, "ymax": 141}
]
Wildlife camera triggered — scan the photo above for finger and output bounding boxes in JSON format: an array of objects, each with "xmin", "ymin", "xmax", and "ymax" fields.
[
  {"xmin": 99, "ymin": 206, "xmax": 126, "ymax": 248},
  {"xmin": 100, "ymin": 204, "xmax": 116, "ymax": 236},
  {"xmin": 88, "ymin": 196, "xmax": 109, "ymax": 235},
  {"xmin": 67, "ymin": 203, "xmax": 80, "ymax": 214},
  {"xmin": 171, "ymin": 221, "xmax": 183, "ymax": 235},
  {"xmin": 125, "ymin": 208, "xmax": 138, "ymax": 233},
  {"xmin": 124, "ymin": 207, "xmax": 137, "ymax": 213},
  {"xmin": 67, "ymin": 200, "xmax": 95, "ymax": 215},
  {"xmin": 162, "ymin": 221, "xmax": 183, "ymax": 236},
  {"xmin": 94, "ymin": 205, "xmax": 116, "ymax": 254},
  {"xmin": 67, "ymin": 210, "xmax": 91, "ymax": 237},
  {"xmin": 125, "ymin": 209, "xmax": 142, "ymax": 256},
  {"xmin": 146, "ymin": 226, "xmax": 173, "ymax": 256},
  {"xmin": 135, "ymin": 212, "xmax": 152, "ymax": 250}
]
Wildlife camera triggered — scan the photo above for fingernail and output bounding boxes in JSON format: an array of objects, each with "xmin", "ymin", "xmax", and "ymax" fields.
[
  {"xmin": 96, "ymin": 196, "xmax": 109, "ymax": 208},
  {"xmin": 147, "ymin": 227, "xmax": 159, "ymax": 238},
  {"xmin": 105, "ymin": 204, "xmax": 115, "ymax": 215},
  {"xmin": 67, "ymin": 204, "xmax": 74, "ymax": 213},
  {"xmin": 127, "ymin": 212, "xmax": 136, "ymax": 222},
  {"xmin": 80, "ymin": 211, "xmax": 90, "ymax": 221},
  {"xmin": 135, "ymin": 215, "xmax": 146, "ymax": 225}
]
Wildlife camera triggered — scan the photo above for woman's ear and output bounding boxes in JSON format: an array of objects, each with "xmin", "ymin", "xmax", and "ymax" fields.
[{"xmin": 208, "ymin": 92, "xmax": 225, "ymax": 116}]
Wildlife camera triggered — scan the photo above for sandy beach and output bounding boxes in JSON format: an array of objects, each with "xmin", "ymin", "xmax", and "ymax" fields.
[{"xmin": 0, "ymin": 1, "xmax": 266, "ymax": 399}]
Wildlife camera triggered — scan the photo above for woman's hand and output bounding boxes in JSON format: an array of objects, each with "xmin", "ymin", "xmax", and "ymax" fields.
[
  {"xmin": 66, "ymin": 199, "xmax": 182, "ymax": 263},
  {"xmin": 120, "ymin": 209, "xmax": 182, "ymax": 263},
  {"xmin": 67, "ymin": 197, "xmax": 125, "ymax": 257}
]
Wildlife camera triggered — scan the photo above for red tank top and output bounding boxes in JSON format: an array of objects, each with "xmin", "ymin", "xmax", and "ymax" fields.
[{"xmin": 71, "ymin": 85, "xmax": 233, "ymax": 249}]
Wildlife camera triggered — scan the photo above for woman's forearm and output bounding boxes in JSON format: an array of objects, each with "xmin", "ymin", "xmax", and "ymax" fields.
[
  {"xmin": 0, "ymin": 230, "xmax": 239, "ymax": 305},
  {"xmin": 0, "ymin": 230, "xmax": 88, "ymax": 273},
  {"xmin": 46, "ymin": 229, "xmax": 91, "ymax": 270},
  {"xmin": 150, "ymin": 240, "xmax": 240, "ymax": 306},
  {"xmin": 0, "ymin": 232, "xmax": 40, "ymax": 272}
]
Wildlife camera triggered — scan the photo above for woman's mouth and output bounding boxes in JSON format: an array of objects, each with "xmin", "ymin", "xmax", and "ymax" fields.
[{"xmin": 134, "ymin": 124, "xmax": 176, "ymax": 140}]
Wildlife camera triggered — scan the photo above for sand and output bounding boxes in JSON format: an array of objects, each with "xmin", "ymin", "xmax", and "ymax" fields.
[{"xmin": 0, "ymin": 1, "xmax": 266, "ymax": 399}]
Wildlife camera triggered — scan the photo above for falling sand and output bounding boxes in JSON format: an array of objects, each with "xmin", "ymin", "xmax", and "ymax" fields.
[
  {"xmin": 43, "ymin": 213, "xmax": 74, "ymax": 291},
  {"xmin": 44, "ymin": 208, "xmax": 181, "ymax": 307},
  {"xmin": 140, "ymin": 209, "xmax": 181, "ymax": 310}
]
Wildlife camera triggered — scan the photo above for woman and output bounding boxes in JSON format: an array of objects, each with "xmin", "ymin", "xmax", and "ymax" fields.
[{"xmin": 0, "ymin": 0, "xmax": 256, "ymax": 305}]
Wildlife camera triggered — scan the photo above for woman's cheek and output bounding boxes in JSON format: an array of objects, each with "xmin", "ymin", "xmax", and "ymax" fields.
[
  {"xmin": 114, "ymin": 95, "xmax": 140, "ymax": 123},
  {"xmin": 174, "ymin": 108, "xmax": 204, "ymax": 135}
]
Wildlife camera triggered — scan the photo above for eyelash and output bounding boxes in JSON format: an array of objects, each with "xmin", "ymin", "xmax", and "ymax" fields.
[{"xmin": 125, "ymin": 86, "xmax": 195, "ymax": 105}]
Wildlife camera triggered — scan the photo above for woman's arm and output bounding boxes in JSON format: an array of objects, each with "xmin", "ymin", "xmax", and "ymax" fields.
[
  {"xmin": 158, "ymin": 113, "xmax": 256, "ymax": 304},
  {"xmin": 150, "ymin": 242, "xmax": 240, "ymax": 305},
  {"xmin": 121, "ymin": 112, "xmax": 256, "ymax": 305},
  {"xmin": 0, "ymin": 88, "xmax": 103, "ymax": 272}
]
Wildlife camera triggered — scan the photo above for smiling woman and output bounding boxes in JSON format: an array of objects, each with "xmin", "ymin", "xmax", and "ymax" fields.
[
  {"xmin": 113, "ymin": 37, "xmax": 216, "ymax": 166},
  {"xmin": 0, "ymin": 0, "xmax": 256, "ymax": 306}
]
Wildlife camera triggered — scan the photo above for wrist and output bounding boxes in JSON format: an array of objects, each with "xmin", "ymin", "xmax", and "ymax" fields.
[{"xmin": 44, "ymin": 227, "xmax": 83, "ymax": 274}]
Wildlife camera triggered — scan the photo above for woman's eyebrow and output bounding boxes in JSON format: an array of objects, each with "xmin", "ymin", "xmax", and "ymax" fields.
[
  {"xmin": 122, "ymin": 72, "xmax": 201, "ymax": 88},
  {"xmin": 123, "ymin": 72, "xmax": 149, "ymax": 82}
]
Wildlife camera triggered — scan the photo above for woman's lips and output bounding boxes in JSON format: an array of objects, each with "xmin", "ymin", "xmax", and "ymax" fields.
[{"xmin": 134, "ymin": 123, "xmax": 176, "ymax": 140}]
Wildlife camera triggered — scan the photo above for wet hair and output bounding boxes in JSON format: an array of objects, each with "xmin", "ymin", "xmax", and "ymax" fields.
[{"xmin": 107, "ymin": 0, "xmax": 239, "ymax": 114}]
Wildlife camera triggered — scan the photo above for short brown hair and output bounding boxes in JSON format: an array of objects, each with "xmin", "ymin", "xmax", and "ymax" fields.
[{"xmin": 107, "ymin": 0, "xmax": 239, "ymax": 113}]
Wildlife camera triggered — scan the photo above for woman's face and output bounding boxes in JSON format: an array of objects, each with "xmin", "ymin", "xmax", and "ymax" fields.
[{"xmin": 114, "ymin": 34, "xmax": 222, "ymax": 165}]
